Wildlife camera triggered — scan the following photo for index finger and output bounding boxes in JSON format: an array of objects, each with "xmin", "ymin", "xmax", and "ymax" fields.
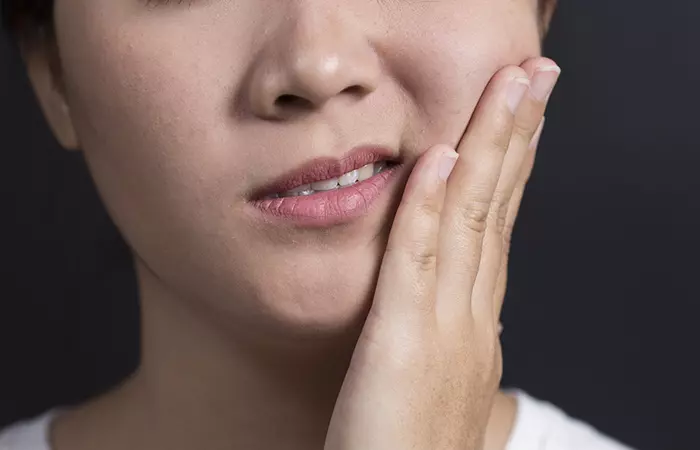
[{"xmin": 372, "ymin": 144, "xmax": 459, "ymax": 326}]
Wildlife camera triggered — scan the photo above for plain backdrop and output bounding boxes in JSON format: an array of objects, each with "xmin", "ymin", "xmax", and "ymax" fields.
[{"xmin": 1, "ymin": 1, "xmax": 698, "ymax": 449}]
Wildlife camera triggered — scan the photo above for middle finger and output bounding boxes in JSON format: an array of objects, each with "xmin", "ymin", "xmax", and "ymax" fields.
[{"xmin": 435, "ymin": 65, "xmax": 529, "ymax": 324}]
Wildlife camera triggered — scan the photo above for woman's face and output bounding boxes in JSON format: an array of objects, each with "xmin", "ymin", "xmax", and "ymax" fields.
[{"xmin": 49, "ymin": 0, "xmax": 543, "ymax": 338}]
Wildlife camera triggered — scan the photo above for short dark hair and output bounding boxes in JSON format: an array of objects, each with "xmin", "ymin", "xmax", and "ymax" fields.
[{"xmin": 2, "ymin": 0, "xmax": 54, "ymax": 42}]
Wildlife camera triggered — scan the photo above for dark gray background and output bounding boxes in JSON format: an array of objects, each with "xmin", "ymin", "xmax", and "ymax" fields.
[{"xmin": 1, "ymin": 1, "xmax": 698, "ymax": 449}]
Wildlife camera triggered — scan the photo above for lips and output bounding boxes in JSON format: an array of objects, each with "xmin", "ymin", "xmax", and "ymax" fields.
[
  {"xmin": 248, "ymin": 145, "xmax": 402, "ymax": 227},
  {"xmin": 252, "ymin": 146, "xmax": 399, "ymax": 199}
]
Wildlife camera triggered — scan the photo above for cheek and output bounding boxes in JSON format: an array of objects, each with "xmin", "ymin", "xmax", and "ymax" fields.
[
  {"xmin": 55, "ymin": 16, "xmax": 248, "ymax": 233},
  {"xmin": 384, "ymin": 1, "xmax": 541, "ymax": 147}
]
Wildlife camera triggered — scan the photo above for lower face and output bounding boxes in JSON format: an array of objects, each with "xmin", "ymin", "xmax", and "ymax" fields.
[{"xmin": 52, "ymin": 0, "xmax": 542, "ymax": 340}]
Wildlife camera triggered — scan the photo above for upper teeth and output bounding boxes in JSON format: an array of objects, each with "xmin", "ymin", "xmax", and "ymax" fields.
[{"xmin": 270, "ymin": 162, "xmax": 388, "ymax": 198}]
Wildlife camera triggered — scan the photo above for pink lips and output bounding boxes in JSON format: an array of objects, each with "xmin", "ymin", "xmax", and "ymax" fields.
[{"xmin": 248, "ymin": 146, "xmax": 401, "ymax": 227}]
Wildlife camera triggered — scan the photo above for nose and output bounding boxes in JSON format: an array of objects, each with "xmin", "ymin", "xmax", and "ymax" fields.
[{"xmin": 246, "ymin": 7, "xmax": 382, "ymax": 120}]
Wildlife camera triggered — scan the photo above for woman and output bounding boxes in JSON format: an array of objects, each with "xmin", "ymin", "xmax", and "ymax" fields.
[{"xmin": 0, "ymin": 1, "xmax": 633, "ymax": 449}]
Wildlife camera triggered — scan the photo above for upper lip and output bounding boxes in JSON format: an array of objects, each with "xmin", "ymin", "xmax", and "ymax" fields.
[{"xmin": 251, "ymin": 145, "xmax": 399, "ymax": 199}]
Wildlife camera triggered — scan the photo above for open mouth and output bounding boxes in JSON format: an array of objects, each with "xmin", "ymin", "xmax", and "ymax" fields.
[
  {"xmin": 263, "ymin": 160, "xmax": 397, "ymax": 199},
  {"xmin": 251, "ymin": 145, "xmax": 401, "ymax": 200},
  {"xmin": 248, "ymin": 145, "xmax": 403, "ymax": 227}
]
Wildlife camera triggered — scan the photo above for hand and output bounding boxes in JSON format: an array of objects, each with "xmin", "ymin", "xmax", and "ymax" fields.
[{"xmin": 325, "ymin": 57, "xmax": 560, "ymax": 450}]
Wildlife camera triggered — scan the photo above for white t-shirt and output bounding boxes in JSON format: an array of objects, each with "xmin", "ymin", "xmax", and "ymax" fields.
[{"xmin": 0, "ymin": 391, "xmax": 634, "ymax": 450}]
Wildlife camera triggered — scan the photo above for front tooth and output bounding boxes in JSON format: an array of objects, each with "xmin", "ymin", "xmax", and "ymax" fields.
[
  {"xmin": 357, "ymin": 163, "xmax": 374, "ymax": 182},
  {"xmin": 311, "ymin": 177, "xmax": 340, "ymax": 191},
  {"xmin": 338, "ymin": 169, "xmax": 359, "ymax": 187}
]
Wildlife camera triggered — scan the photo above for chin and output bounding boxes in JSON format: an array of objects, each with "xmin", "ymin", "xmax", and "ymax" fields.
[
  {"xmin": 197, "ymin": 247, "xmax": 380, "ymax": 347},
  {"xmin": 134, "ymin": 205, "xmax": 390, "ymax": 346},
  {"xmin": 256, "ymin": 262, "xmax": 379, "ymax": 336}
]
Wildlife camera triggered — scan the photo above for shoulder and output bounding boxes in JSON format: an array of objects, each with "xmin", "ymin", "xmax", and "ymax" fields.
[
  {"xmin": 0, "ymin": 395, "xmax": 636, "ymax": 450},
  {"xmin": 0, "ymin": 411, "xmax": 56, "ymax": 450},
  {"xmin": 506, "ymin": 390, "xmax": 635, "ymax": 450}
]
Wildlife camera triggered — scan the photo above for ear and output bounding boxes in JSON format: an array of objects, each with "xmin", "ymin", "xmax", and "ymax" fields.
[
  {"xmin": 21, "ymin": 37, "xmax": 80, "ymax": 151},
  {"xmin": 539, "ymin": 0, "xmax": 558, "ymax": 36}
]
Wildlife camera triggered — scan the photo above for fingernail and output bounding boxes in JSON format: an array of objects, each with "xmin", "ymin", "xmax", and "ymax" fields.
[
  {"xmin": 530, "ymin": 117, "xmax": 546, "ymax": 149},
  {"xmin": 507, "ymin": 77, "xmax": 530, "ymax": 114},
  {"xmin": 530, "ymin": 65, "xmax": 561, "ymax": 102},
  {"xmin": 438, "ymin": 149, "xmax": 459, "ymax": 181}
]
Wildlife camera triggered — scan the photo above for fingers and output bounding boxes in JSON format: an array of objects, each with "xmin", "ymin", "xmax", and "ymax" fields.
[
  {"xmin": 476, "ymin": 59, "xmax": 561, "ymax": 323},
  {"xmin": 375, "ymin": 58, "xmax": 560, "ymax": 331},
  {"xmin": 436, "ymin": 58, "xmax": 561, "ymax": 327},
  {"xmin": 489, "ymin": 58, "xmax": 561, "ymax": 322},
  {"xmin": 491, "ymin": 117, "xmax": 544, "ymax": 318},
  {"xmin": 436, "ymin": 65, "xmax": 529, "ymax": 323},
  {"xmin": 372, "ymin": 144, "xmax": 459, "ymax": 324}
]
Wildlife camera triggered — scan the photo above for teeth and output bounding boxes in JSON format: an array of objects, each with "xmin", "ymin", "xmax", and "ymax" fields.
[
  {"xmin": 373, "ymin": 161, "xmax": 386, "ymax": 175},
  {"xmin": 338, "ymin": 169, "xmax": 359, "ymax": 187},
  {"xmin": 272, "ymin": 162, "xmax": 391, "ymax": 198},
  {"xmin": 278, "ymin": 184, "xmax": 313, "ymax": 198},
  {"xmin": 288, "ymin": 184, "xmax": 312, "ymax": 194},
  {"xmin": 311, "ymin": 177, "xmax": 340, "ymax": 191},
  {"xmin": 289, "ymin": 189, "xmax": 314, "ymax": 197},
  {"xmin": 357, "ymin": 163, "xmax": 374, "ymax": 182}
]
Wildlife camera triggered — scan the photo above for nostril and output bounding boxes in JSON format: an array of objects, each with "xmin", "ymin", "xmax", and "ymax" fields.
[
  {"xmin": 340, "ymin": 85, "xmax": 365, "ymax": 96},
  {"xmin": 275, "ymin": 94, "xmax": 313, "ymax": 111}
]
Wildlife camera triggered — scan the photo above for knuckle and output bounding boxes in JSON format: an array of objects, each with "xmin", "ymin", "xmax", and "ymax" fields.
[
  {"xmin": 459, "ymin": 198, "xmax": 491, "ymax": 233},
  {"xmin": 488, "ymin": 196, "xmax": 510, "ymax": 235},
  {"xmin": 385, "ymin": 241, "xmax": 438, "ymax": 274},
  {"xmin": 414, "ymin": 197, "xmax": 442, "ymax": 221},
  {"xmin": 410, "ymin": 248, "xmax": 438, "ymax": 273},
  {"xmin": 403, "ymin": 200, "xmax": 441, "ymax": 272}
]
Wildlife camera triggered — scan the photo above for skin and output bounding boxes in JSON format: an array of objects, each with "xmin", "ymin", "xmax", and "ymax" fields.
[{"xmin": 20, "ymin": 0, "xmax": 558, "ymax": 448}]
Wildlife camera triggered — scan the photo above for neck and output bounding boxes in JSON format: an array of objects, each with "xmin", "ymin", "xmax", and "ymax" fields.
[{"xmin": 52, "ymin": 261, "xmax": 516, "ymax": 450}]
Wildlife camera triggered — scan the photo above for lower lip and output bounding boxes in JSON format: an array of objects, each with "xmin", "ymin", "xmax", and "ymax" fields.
[{"xmin": 248, "ymin": 167, "xmax": 400, "ymax": 227}]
